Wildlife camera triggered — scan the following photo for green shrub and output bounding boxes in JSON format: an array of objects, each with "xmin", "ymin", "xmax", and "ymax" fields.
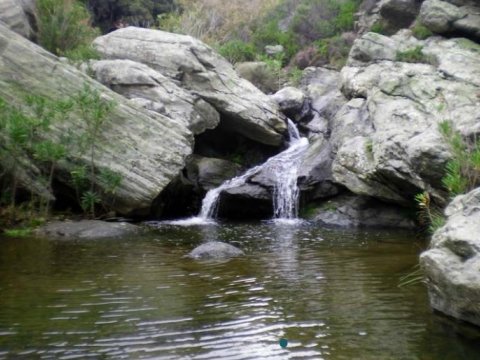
[
  {"xmin": 252, "ymin": 20, "xmax": 299, "ymax": 63},
  {"xmin": 411, "ymin": 23, "xmax": 433, "ymax": 40},
  {"xmin": 370, "ymin": 22, "xmax": 387, "ymax": 34},
  {"xmin": 396, "ymin": 46, "xmax": 430, "ymax": 63},
  {"xmin": 37, "ymin": 0, "xmax": 100, "ymax": 59},
  {"xmin": 218, "ymin": 40, "xmax": 257, "ymax": 64}
]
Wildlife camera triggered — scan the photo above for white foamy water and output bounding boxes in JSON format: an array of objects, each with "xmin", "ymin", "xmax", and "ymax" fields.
[{"xmin": 199, "ymin": 119, "xmax": 308, "ymax": 222}]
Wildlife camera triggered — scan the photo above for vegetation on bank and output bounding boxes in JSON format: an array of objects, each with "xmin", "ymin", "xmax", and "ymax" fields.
[
  {"xmin": 0, "ymin": 87, "xmax": 122, "ymax": 232},
  {"xmin": 416, "ymin": 121, "xmax": 480, "ymax": 233}
]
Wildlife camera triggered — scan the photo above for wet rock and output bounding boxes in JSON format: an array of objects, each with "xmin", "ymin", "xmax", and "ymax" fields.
[
  {"xmin": 270, "ymin": 86, "xmax": 310, "ymax": 121},
  {"xmin": 218, "ymin": 184, "xmax": 273, "ymax": 219},
  {"xmin": 185, "ymin": 155, "xmax": 241, "ymax": 190},
  {"xmin": 93, "ymin": 27, "xmax": 286, "ymax": 145},
  {"xmin": 307, "ymin": 193, "xmax": 415, "ymax": 228},
  {"xmin": 91, "ymin": 59, "xmax": 220, "ymax": 135},
  {"xmin": 188, "ymin": 241, "xmax": 244, "ymax": 259},
  {"xmin": 36, "ymin": 220, "xmax": 141, "ymax": 240},
  {"xmin": 421, "ymin": 188, "xmax": 480, "ymax": 326}
]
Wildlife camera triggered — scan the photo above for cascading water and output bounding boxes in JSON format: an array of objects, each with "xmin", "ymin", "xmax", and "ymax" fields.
[{"xmin": 199, "ymin": 119, "xmax": 308, "ymax": 222}]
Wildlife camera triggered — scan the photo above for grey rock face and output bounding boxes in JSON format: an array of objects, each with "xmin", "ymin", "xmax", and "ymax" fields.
[
  {"xmin": 0, "ymin": 23, "xmax": 193, "ymax": 215},
  {"xmin": 91, "ymin": 59, "xmax": 220, "ymax": 135},
  {"xmin": 188, "ymin": 241, "xmax": 244, "ymax": 260},
  {"xmin": 421, "ymin": 188, "xmax": 480, "ymax": 326},
  {"xmin": 309, "ymin": 193, "xmax": 415, "ymax": 228},
  {"xmin": 271, "ymin": 87, "xmax": 307, "ymax": 114},
  {"xmin": 420, "ymin": 0, "xmax": 480, "ymax": 40},
  {"xmin": 333, "ymin": 32, "xmax": 480, "ymax": 204},
  {"xmin": 36, "ymin": 220, "xmax": 141, "ymax": 239},
  {"xmin": 93, "ymin": 27, "xmax": 286, "ymax": 145},
  {"xmin": 185, "ymin": 155, "xmax": 241, "ymax": 190},
  {"xmin": 0, "ymin": 0, "xmax": 33, "ymax": 39}
]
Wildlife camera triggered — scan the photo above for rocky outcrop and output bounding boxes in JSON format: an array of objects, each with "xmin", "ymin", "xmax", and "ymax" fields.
[
  {"xmin": 419, "ymin": 0, "xmax": 480, "ymax": 41},
  {"xmin": 0, "ymin": 0, "xmax": 34, "ymax": 39},
  {"xmin": 187, "ymin": 241, "xmax": 244, "ymax": 260},
  {"xmin": 332, "ymin": 31, "xmax": 480, "ymax": 205},
  {"xmin": 270, "ymin": 86, "xmax": 310, "ymax": 122},
  {"xmin": 36, "ymin": 220, "xmax": 142, "ymax": 239},
  {"xmin": 93, "ymin": 27, "xmax": 286, "ymax": 146},
  {"xmin": 90, "ymin": 59, "xmax": 220, "ymax": 135},
  {"xmin": 308, "ymin": 193, "xmax": 415, "ymax": 228},
  {"xmin": 421, "ymin": 188, "xmax": 480, "ymax": 326},
  {"xmin": 185, "ymin": 155, "xmax": 241, "ymax": 190},
  {"xmin": 0, "ymin": 23, "xmax": 193, "ymax": 215}
]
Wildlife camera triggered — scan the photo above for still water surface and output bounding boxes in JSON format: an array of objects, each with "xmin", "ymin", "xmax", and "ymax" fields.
[{"xmin": 1, "ymin": 222, "xmax": 480, "ymax": 359}]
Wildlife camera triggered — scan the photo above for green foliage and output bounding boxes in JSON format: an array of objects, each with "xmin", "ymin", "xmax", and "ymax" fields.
[
  {"xmin": 86, "ymin": 0, "xmax": 176, "ymax": 32},
  {"xmin": 218, "ymin": 40, "xmax": 257, "ymax": 64},
  {"xmin": 411, "ymin": 23, "xmax": 433, "ymax": 40},
  {"xmin": 439, "ymin": 120, "xmax": 480, "ymax": 196},
  {"xmin": 74, "ymin": 85, "xmax": 117, "ymax": 217},
  {"xmin": 80, "ymin": 190, "xmax": 101, "ymax": 217},
  {"xmin": 3, "ymin": 228, "xmax": 33, "ymax": 238},
  {"xmin": 365, "ymin": 139, "xmax": 373, "ymax": 154},
  {"xmin": 37, "ymin": 0, "xmax": 100, "ymax": 60},
  {"xmin": 313, "ymin": 35, "xmax": 351, "ymax": 69},
  {"xmin": 398, "ymin": 264, "xmax": 425, "ymax": 288},
  {"xmin": 396, "ymin": 46, "xmax": 430, "ymax": 64},
  {"xmin": 415, "ymin": 192, "xmax": 445, "ymax": 234},
  {"xmin": 370, "ymin": 22, "xmax": 387, "ymax": 34},
  {"xmin": 287, "ymin": 67, "xmax": 303, "ymax": 86},
  {"xmin": 252, "ymin": 20, "xmax": 299, "ymax": 63}
]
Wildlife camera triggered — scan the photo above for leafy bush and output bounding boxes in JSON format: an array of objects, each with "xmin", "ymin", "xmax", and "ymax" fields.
[
  {"xmin": 37, "ymin": 0, "xmax": 100, "ymax": 60},
  {"xmin": 396, "ymin": 46, "xmax": 428, "ymax": 63},
  {"xmin": 439, "ymin": 121, "xmax": 480, "ymax": 196},
  {"xmin": 370, "ymin": 22, "xmax": 387, "ymax": 34},
  {"xmin": 411, "ymin": 22, "xmax": 433, "ymax": 40},
  {"xmin": 218, "ymin": 40, "xmax": 257, "ymax": 63}
]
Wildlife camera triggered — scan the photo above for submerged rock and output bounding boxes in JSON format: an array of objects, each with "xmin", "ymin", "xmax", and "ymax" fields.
[
  {"xmin": 36, "ymin": 220, "xmax": 141, "ymax": 240},
  {"xmin": 188, "ymin": 241, "xmax": 244, "ymax": 260},
  {"xmin": 93, "ymin": 27, "xmax": 286, "ymax": 146},
  {"xmin": 421, "ymin": 188, "xmax": 480, "ymax": 326}
]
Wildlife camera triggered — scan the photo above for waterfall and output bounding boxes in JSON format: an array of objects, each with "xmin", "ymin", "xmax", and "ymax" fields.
[{"xmin": 200, "ymin": 119, "xmax": 308, "ymax": 221}]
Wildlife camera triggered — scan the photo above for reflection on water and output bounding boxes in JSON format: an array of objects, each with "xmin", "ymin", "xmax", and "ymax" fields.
[{"xmin": 1, "ymin": 223, "xmax": 480, "ymax": 359}]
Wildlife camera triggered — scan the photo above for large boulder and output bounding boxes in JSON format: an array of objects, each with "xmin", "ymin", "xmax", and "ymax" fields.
[
  {"xmin": 93, "ymin": 27, "xmax": 286, "ymax": 146},
  {"xmin": 91, "ymin": 59, "xmax": 220, "ymax": 135},
  {"xmin": 185, "ymin": 155, "xmax": 241, "ymax": 190},
  {"xmin": 0, "ymin": 0, "xmax": 34, "ymax": 39},
  {"xmin": 0, "ymin": 23, "xmax": 193, "ymax": 215},
  {"xmin": 420, "ymin": 188, "xmax": 480, "ymax": 326},
  {"xmin": 379, "ymin": 0, "xmax": 423, "ymax": 30},
  {"xmin": 332, "ymin": 32, "xmax": 480, "ymax": 205},
  {"xmin": 419, "ymin": 0, "xmax": 480, "ymax": 40}
]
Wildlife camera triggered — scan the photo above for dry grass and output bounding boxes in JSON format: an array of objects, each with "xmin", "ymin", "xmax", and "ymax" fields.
[{"xmin": 160, "ymin": 0, "xmax": 281, "ymax": 44}]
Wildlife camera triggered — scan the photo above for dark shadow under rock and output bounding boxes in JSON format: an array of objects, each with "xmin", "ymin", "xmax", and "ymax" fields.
[
  {"xmin": 35, "ymin": 220, "xmax": 142, "ymax": 240},
  {"xmin": 187, "ymin": 241, "xmax": 244, "ymax": 260},
  {"xmin": 305, "ymin": 194, "xmax": 415, "ymax": 228},
  {"xmin": 217, "ymin": 184, "xmax": 273, "ymax": 220}
]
